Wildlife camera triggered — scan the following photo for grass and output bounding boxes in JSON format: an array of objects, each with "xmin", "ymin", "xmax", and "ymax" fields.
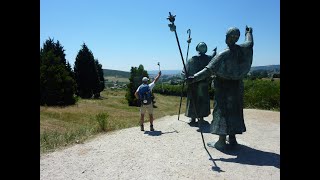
[
  {"xmin": 40, "ymin": 89, "xmax": 187, "ymax": 154},
  {"xmin": 96, "ymin": 112, "xmax": 109, "ymax": 131}
]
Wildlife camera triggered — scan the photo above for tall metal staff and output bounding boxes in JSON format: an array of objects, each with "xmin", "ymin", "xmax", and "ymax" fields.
[
  {"xmin": 167, "ymin": 12, "xmax": 188, "ymax": 76},
  {"xmin": 167, "ymin": 12, "xmax": 221, "ymax": 171},
  {"xmin": 177, "ymin": 29, "xmax": 192, "ymax": 120}
]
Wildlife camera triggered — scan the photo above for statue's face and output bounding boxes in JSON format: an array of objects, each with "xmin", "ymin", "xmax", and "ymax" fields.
[
  {"xmin": 197, "ymin": 44, "xmax": 207, "ymax": 54},
  {"xmin": 226, "ymin": 34, "xmax": 239, "ymax": 46}
]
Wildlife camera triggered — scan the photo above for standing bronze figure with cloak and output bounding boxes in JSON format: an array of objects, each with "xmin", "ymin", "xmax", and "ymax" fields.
[{"xmin": 187, "ymin": 26, "xmax": 254, "ymax": 150}]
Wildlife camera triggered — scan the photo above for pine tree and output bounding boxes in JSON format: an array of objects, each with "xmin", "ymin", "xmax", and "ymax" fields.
[
  {"xmin": 40, "ymin": 38, "xmax": 74, "ymax": 80},
  {"xmin": 126, "ymin": 67, "xmax": 137, "ymax": 106},
  {"xmin": 66, "ymin": 62, "xmax": 75, "ymax": 80},
  {"xmin": 74, "ymin": 43, "xmax": 100, "ymax": 98},
  {"xmin": 54, "ymin": 40, "xmax": 67, "ymax": 65},
  {"xmin": 93, "ymin": 59, "xmax": 105, "ymax": 98},
  {"xmin": 40, "ymin": 38, "xmax": 76, "ymax": 105}
]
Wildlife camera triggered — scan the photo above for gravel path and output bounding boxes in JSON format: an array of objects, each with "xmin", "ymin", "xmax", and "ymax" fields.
[{"xmin": 40, "ymin": 109, "xmax": 280, "ymax": 180}]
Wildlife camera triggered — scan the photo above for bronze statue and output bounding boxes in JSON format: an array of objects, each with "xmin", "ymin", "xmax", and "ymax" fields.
[
  {"xmin": 187, "ymin": 26, "xmax": 254, "ymax": 150},
  {"xmin": 182, "ymin": 42, "xmax": 217, "ymax": 125}
]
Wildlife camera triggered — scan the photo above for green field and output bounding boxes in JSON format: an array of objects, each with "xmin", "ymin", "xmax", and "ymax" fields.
[{"xmin": 40, "ymin": 90, "xmax": 188, "ymax": 154}]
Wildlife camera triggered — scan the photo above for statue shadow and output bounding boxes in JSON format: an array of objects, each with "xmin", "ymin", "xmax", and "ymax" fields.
[
  {"xmin": 144, "ymin": 130, "xmax": 178, "ymax": 136},
  {"xmin": 212, "ymin": 144, "xmax": 280, "ymax": 169},
  {"xmin": 196, "ymin": 121, "xmax": 211, "ymax": 133}
]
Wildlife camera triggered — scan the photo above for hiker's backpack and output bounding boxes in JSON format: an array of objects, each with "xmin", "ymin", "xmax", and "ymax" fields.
[{"xmin": 138, "ymin": 84, "xmax": 152, "ymax": 105}]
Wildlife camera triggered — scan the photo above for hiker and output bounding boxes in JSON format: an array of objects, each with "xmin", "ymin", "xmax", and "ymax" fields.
[
  {"xmin": 134, "ymin": 71, "xmax": 161, "ymax": 131},
  {"xmin": 182, "ymin": 42, "xmax": 217, "ymax": 126},
  {"xmin": 186, "ymin": 26, "xmax": 254, "ymax": 150}
]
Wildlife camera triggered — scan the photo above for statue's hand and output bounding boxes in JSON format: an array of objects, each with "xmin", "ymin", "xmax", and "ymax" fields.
[
  {"xmin": 213, "ymin": 47, "xmax": 217, "ymax": 52},
  {"xmin": 245, "ymin": 26, "xmax": 253, "ymax": 33}
]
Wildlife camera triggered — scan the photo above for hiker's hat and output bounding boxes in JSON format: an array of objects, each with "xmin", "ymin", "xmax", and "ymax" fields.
[{"xmin": 142, "ymin": 77, "xmax": 149, "ymax": 82}]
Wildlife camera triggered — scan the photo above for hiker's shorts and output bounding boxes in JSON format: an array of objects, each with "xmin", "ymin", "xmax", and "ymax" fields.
[{"xmin": 140, "ymin": 103, "xmax": 153, "ymax": 115}]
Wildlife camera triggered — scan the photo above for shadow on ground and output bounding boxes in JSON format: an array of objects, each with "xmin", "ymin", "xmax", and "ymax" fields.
[
  {"xmin": 211, "ymin": 144, "xmax": 280, "ymax": 169},
  {"xmin": 144, "ymin": 130, "xmax": 179, "ymax": 136},
  {"xmin": 192, "ymin": 120, "xmax": 211, "ymax": 133}
]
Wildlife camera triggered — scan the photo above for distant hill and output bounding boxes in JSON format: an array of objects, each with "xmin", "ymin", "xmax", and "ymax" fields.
[
  {"xmin": 149, "ymin": 65, "xmax": 280, "ymax": 75},
  {"xmin": 103, "ymin": 65, "xmax": 280, "ymax": 78},
  {"xmin": 250, "ymin": 65, "xmax": 280, "ymax": 72},
  {"xmin": 103, "ymin": 69, "xmax": 130, "ymax": 78}
]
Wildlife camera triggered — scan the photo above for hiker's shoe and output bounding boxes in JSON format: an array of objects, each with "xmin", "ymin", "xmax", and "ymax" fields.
[
  {"xmin": 140, "ymin": 124, "xmax": 144, "ymax": 131},
  {"xmin": 150, "ymin": 125, "xmax": 154, "ymax": 131}
]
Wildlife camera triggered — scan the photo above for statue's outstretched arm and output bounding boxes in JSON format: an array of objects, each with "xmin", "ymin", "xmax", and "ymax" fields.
[
  {"xmin": 194, "ymin": 67, "xmax": 212, "ymax": 82},
  {"xmin": 187, "ymin": 52, "xmax": 223, "ymax": 84}
]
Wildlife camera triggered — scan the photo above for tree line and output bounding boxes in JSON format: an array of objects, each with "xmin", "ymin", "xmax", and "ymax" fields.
[{"xmin": 40, "ymin": 38, "xmax": 105, "ymax": 106}]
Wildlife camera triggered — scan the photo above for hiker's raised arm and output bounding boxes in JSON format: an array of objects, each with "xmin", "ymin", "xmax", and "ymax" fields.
[{"xmin": 154, "ymin": 71, "xmax": 162, "ymax": 83}]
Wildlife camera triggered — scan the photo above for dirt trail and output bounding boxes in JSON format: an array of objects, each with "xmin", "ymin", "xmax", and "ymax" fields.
[{"xmin": 40, "ymin": 109, "xmax": 280, "ymax": 180}]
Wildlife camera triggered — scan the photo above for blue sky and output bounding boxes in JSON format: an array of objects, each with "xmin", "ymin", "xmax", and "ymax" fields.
[{"xmin": 40, "ymin": 0, "xmax": 280, "ymax": 71}]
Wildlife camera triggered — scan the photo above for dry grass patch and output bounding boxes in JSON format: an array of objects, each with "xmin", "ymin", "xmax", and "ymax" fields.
[{"xmin": 40, "ymin": 89, "xmax": 188, "ymax": 154}]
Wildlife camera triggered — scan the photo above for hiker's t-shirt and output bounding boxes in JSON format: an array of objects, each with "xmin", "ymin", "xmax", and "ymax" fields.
[{"xmin": 136, "ymin": 82, "xmax": 155, "ymax": 93}]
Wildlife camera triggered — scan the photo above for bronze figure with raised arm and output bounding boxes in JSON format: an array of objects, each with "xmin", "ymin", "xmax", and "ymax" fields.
[{"xmin": 187, "ymin": 26, "xmax": 254, "ymax": 150}]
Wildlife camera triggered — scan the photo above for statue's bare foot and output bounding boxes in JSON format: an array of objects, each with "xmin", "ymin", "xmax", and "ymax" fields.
[
  {"xmin": 188, "ymin": 119, "xmax": 198, "ymax": 127},
  {"xmin": 229, "ymin": 139, "xmax": 238, "ymax": 146},
  {"xmin": 214, "ymin": 140, "xmax": 226, "ymax": 150},
  {"xmin": 227, "ymin": 135, "xmax": 238, "ymax": 146}
]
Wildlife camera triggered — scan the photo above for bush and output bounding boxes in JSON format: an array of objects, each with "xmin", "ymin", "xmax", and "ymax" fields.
[
  {"xmin": 153, "ymin": 79, "xmax": 279, "ymax": 111},
  {"xmin": 243, "ymin": 79, "xmax": 280, "ymax": 110},
  {"xmin": 153, "ymin": 84, "xmax": 187, "ymax": 96},
  {"xmin": 96, "ymin": 113, "xmax": 109, "ymax": 131}
]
